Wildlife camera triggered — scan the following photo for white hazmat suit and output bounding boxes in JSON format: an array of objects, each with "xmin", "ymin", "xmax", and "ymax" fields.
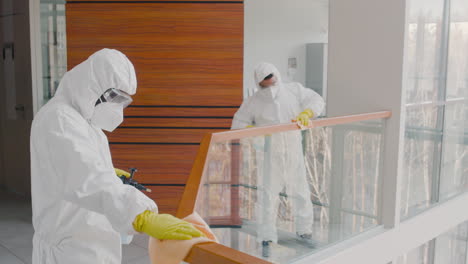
[
  {"xmin": 30, "ymin": 49, "xmax": 157, "ymax": 263},
  {"xmin": 232, "ymin": 63, "xmax": 325, "ymax": 243}
]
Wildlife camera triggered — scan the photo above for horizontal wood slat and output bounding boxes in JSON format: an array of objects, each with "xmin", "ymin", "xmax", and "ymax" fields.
[
  {"xmin": 108, "ymin": 128, "xmax": 222, "ymax": 143},
  {"xmin": 66, "ymin": 3, "xmax": 243, "ymax": 107},
  {"xmin": 110, "ymin": 144, "xmax": 199, "ymax": 184},
  {"xmin": 144, "ymin": 186, "xmax": 185, "ymax": 215},
  {"xmin": 121, "ymin": 117, "xmax": 232, "ymax": 128},
  {"xmin": 125, "ymin": 107, "xmax": 238, "ymax": 117},
  {"xmin": 68, "ymin": 0, "xmax": 242, "ymax": 2}
]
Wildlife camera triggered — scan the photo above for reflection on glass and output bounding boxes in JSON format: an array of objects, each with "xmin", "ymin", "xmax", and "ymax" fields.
[
  {"xmin": 446, "ymin": 0, "xmax": 468, "ymax": 100},
  {"xmin": 396, "ymin": 221, "xmax": 468, "ymax": 264},
  {"xmin": 40, "ymin": 0, "xmax": 67, "ymax": 104},
  {"xmin": 439, "ymin": 103, "xmax": 468, "ymax": 201},
  {"xmin": 440, "ymin": 0, "xmax": 468, "ymax": 202},
  {"xmin": 401, "ymin": 0, "xmax": 446, "ymax": 218},
  {"xmin": 396, "ymin": 242, "xmax": 431, "ymax": 264},
  {"xmin": 433, "ymin": 223, "xmax": 468, "ymax": 264},
  {"xmin": 401, "ymin": 106, "xmax": 441, "ymax": 217},
  {"xmin": 195, "ymin": 119, "xmax": 385, "ymax": 263},
  {"xmin": 405, "ymin": 0, "xmax": 445, "ymax": 105},
  {"xmin": 401, "ymin": 0, "xmax": 468, "ymax": 219}
]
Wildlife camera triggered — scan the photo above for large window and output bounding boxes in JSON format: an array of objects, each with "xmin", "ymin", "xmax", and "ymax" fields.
[{"xmin": 401, "ymin": 0, "xmax": 468, "ymax": 219}]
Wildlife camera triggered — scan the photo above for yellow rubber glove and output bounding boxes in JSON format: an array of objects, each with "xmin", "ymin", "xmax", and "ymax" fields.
[
  {"xmin": 246, "ymin": 125, "xmax": 255, "ymax": 128},
  {"xmin": 115, "ymin": 168, "xmax": 131, "ymax": 179},
  {"xmin": 133, "ymin": 211, "xmax": 204, "ymax": 240},
  {"xmin": 294, "ymin": 109, "xmax": 314, "ymax": 127}
]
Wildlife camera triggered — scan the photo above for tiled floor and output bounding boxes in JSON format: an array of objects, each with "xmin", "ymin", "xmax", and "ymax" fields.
[{"xmin": 0, "ymin": 191, "xmax": 151, "ymax": 264}]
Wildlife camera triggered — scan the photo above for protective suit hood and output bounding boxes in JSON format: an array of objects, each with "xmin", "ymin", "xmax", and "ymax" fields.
[
  {"xmin": 54, "ymin": 48, "xmax": 137, "ymax": 121},
  {"xmin": 254, "ymin": 62, "xmax": 282, "ymax": 89}
]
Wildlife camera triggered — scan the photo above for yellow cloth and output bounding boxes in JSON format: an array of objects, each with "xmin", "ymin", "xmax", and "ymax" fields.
[
  {"xmin": 148, "ymin": 212, "xmax": 218, "ymax": 264},
  {"xmin": 293, "ymin": 108, "xmax": 315, "ymax": 128}
]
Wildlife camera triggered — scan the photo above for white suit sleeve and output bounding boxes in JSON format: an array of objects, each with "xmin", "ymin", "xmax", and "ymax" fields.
[
  {"xmin": 294, "ymin": 83, "xmax": 325, "ymax": 117},
  {"xmin": 47, "ymin": 111, "xmax": 157, "ymax": 235},
  {"xmin": 231, "ymin": 97, "xmax": 255, "ymax": 129}
]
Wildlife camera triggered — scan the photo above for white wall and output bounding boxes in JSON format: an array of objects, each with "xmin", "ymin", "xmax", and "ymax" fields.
[{"xmin": 244, "ymin": 0, "xmax": 328, "ymax": 97}]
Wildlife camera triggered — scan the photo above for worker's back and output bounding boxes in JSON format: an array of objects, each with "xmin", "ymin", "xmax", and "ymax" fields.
[{"xmin": 30, "ymin": 96, "xmax": 122, "ymax": 264}]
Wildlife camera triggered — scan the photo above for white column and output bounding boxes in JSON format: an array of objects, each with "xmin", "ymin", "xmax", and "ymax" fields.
[{"xmin": 326, "ymin": 0, "xmax": 408, "ymax": 228}]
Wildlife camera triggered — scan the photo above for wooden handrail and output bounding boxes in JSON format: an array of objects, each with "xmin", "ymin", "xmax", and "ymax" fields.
[
  {"xmin": 175, "ymin": 111, "xmax": 392, "ymax": 264},
  {"xmin": 186, "ymin": 243, "xmax": 272, "ymax": 264},
  {"xmin": 176, "ymin": 133, "xmax": 213, "ymax": 219},
  {"xmin": 212, "ymin": 111, "xmax": 392, "ymax": 143}
]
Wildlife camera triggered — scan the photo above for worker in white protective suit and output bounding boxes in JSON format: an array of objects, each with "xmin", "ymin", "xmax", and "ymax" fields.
[
  {"xmin": 30, "ymin": 49, "xmax": 203, "ymax": 264},
  {"xmin": 232, "ymin": 62, "xmax": 325, "ymax": 248}
]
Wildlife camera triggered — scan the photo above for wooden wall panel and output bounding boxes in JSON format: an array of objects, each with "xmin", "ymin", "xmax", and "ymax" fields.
[
  {"xmin": 66, "ymin": 3, "xmax": 243, "ymax": 106},
  {"xmin": 145, "ymin": 186, "xmax": 185, "ymax": 215},
  {"xmin": 108, "ymin": 128, "xmax": 224, "ymax": 143},
  {"xmin": 70, "ymin": 0, "xmax": 241, "ymax": 2},
  {"xmin": 120, "ymin": 118, "xmax": 232, "ymax": 128},
  {"xmin": 110, "ymin": 144, "xmax": 199, "ymax": 184},
  {"xmin": 124, "ymin": 106, "xmax": 238, "ymax": 117},
  {"xmin": 66, "ymin": 1, "xmax": 243, "ymax": 215}
]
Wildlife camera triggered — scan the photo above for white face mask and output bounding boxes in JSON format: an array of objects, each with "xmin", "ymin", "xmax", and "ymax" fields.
[
  {"xmin": 90, "ymin": 102, "xmax": 124, "ymax": 132},
  {"xmin": 259, "ymin": 83, "xmax": 280, "ymax": 99}
]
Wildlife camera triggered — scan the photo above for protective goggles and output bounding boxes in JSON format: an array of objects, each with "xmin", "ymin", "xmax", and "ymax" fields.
[
  {"xmin": 263, "ymin": 73, "xmax": 274, "ymax": 81},
  {"xmin": 95, "ymin": 88, "xmax": 133, "ymax": 108}
]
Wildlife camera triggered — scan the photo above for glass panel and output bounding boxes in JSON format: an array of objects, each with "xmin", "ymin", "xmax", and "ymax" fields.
[
  {"xmin": 446, "ymin": 0, "xmax": 468, "ymax": 100},
  {"xmin": 440, "ymin": 0, "xmax": 468, "ymax": 201},
  {"xmin": 433, "ymin": 223, "xmax": 468, "ymax": 264},
  {"xmin": 401, "ymin": 0, "xmax": 446, "ymax": 219},
  {"xmin": 402, "ymin": 0, "xmax": 468, "ymax": 219},
  {"xmin": 395, "ymin": 242, "xmax": 431, "ymax": 264},
  {"xmin": 401, "ymin": 105, "xmax": 442, "ymax": 218},
  {"xmin": 195, "ymin": 119, "xmax": 385, "ymax": 263},
  {"xmin": 439, "ymin": 102, "xmax": 468, "ymax": 201},
  {"xmin": 40, "ymin": 0, "xmax": 67, "ymax": 103},
  {"xmin": 405, "ymin": 0, "xmax": 445, "ymax": 105},
  {"xmin": 396, "ymin": 221, "xmax": 468, "ymax": 264}
]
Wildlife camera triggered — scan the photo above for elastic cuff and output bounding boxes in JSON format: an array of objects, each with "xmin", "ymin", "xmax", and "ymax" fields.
[{"xmin": 133, "ymin": 210, "xmax": 151, "ymax": 233}]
